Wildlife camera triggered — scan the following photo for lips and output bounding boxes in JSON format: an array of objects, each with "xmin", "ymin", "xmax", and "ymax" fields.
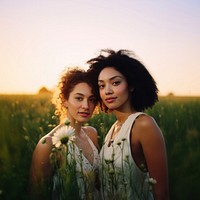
[
  {"xmin": 78, "ymin": 112, "xmax": 90, "ymax": 117},
  {"xmin": 105, "ymin": 97, "xmax": 116, "ymax": 103}
]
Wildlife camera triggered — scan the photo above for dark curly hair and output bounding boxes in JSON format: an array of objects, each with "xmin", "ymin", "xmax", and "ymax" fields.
[
  {"xmin": 87, "ymin": 49, "xmax": 159, "ymax": 112},
  {"xmin": 52, "ymin": 67, "xmax": 97, "ymax": 121}
]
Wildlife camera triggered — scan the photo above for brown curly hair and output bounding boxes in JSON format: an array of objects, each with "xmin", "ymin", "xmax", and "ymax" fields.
[{"xmin": 52, "ymin": 67, "xmax": 97, "ymax": 122}]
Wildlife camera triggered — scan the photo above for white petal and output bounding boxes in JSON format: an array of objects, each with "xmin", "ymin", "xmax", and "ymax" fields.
[
  {"xmin": 55, "ymin": 141, "xmax": 61, "ymax": 148},
  {"xmin": 52, "ymin": 125, "xmax": 75, "ymax": 148}
]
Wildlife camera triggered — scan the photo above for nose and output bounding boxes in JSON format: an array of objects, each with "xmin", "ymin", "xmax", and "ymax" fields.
[
  {"xmin": 82, "ymin": 99, "xmax": 89, "ymax": 109},
  {"xmin": 105, "ymin": 85, "xmax": 113, "ymax": 95}
]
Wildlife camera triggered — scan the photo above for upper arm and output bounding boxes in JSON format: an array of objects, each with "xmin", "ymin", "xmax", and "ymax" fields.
[
  {"xmin": 30, "ymin": 136, "xmax": 53, "ymax": 188},
  {"xmin": 134, "ymin": 115, "xmax": 169, "ymax": 199}
]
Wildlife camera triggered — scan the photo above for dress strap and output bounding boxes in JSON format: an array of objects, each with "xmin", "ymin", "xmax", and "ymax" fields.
[{"xmin": 82, "ymin": 128, "xmax": 98, "ymax": 153}]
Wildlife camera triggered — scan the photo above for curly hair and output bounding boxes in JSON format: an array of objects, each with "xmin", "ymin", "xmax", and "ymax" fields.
[
  {"xmin": 87, "ymin": 49, "xmax": 159, "ymax": 112},
  {"xmin": 52, "ymin": 67, "xmax": 97, "ymax": 121}
]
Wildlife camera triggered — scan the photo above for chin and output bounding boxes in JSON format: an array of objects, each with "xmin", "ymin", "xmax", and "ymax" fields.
[
  {"xmin": 80, "ymin": 118, "xmax": 90, "ymax": 123},
  {"xmin": 106, "ymin": 105, "xmax": 118, "ymax": 110}
]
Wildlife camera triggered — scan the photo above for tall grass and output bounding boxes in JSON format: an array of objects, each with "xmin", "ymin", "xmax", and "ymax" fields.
[
  {"xmin": 0, "ymin": 94, "xmax": 199, "ymax": 200},
  {"xmin": 0, "ymin": 94, "xmax": 58, "ymax": 200},
  {"xmin": 148, "ymin": 96, "xmax": 200, "ymax": 199}
]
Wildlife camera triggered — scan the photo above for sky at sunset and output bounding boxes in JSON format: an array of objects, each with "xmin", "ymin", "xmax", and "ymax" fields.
[{"xmin": 0, "ymin": 0, "xmax": 200, "ymax": 96}]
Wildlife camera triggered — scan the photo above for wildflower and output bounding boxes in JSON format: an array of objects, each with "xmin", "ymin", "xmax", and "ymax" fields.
[
  {"xmin": 24, "ymin": 135, "xmax": 30, "ymax": 141},
  {"xmin": 52, "ymin": 126, "xmax": 75, "ymax": 148},
  {"xmin": 64, "ymin": 119, "xmax": 71, "ymax": 126},
  {"xmin": 148, "ymin": 177, "xmax": 157, "ymax": 185},
  {"xmin": 105, "ymin": 159, "xmax": 114, "ymax": 165},
  {"xmin": 42, "ymin": 138, "xmax": 46, "ymax": 144},
  {"xmin": 140, "ymin": 163, "xmax": 148, "ymax": 172},
  {"xmin": 125, "ymin": 155, "xmax": 129, "ymax": 160},
  {"xmin": 108, "ymin": 169, "xmax": 115, "ymax": 175},
  {"xmin": 105, "ymin": 159, "xmax": 111, "ymax": 164}
]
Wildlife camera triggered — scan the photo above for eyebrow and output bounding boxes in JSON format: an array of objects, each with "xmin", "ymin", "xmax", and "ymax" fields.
[
  {"xmin": 74, "ymin": 93, "xmax": 84, "ymax": 96},
  {"xmin": 74, "ymin": 93, "xmax": 95, "ymax": 98},
  {"xmin": 98, "ymin": 75, "xmax": 123, "ymax": 82}
]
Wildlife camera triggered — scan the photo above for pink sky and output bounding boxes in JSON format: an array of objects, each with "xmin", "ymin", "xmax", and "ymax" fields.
[{"xmin": 0, "ymin": 0, "xmax": 200, "ymax": 96}]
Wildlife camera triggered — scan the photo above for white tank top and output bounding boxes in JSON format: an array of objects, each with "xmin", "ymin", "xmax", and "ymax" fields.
[{"xmin": 100, "ymin": 112, "xmax": 154, "ymax": 200}]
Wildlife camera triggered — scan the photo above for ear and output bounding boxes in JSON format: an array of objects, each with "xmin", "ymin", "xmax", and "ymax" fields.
[{"xmin": 64, "ymin": 101, "xmax": 68, "ymax": 108}]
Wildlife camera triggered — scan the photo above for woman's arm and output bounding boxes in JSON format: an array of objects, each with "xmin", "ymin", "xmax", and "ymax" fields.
[
  {"xmin": 133, "ymin": 115, "xmax": 169, "ymax": 200},
  {"xmin": 29, "ymin": 136, "xmax": 53, "ymax": 192}
]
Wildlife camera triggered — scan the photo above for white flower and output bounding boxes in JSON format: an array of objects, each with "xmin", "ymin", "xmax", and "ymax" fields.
[
  {"xmin": 52, "ymin": 126, "xmax": 75, "ymax": 148},
  {"xmin": 147, "ymin": 177, "xmax": 157, "ymax": 185}
]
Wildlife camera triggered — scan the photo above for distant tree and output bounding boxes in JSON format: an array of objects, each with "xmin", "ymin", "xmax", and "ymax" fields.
[
  {"xmin": 167, "ymin": 92, "xmax": 175, "ymax": 97},
  {"xmin": 38, "ymin": 86, "xmax": 52, "ymax": 95}
]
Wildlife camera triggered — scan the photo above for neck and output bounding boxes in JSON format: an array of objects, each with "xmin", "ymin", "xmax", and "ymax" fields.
[
  {"xmin": 65, "ymin": 118, "xmax": 82, "ymax": 136},
  {"xmin": 113, "ymin": 103, "xmax": 136, "ymax": 121},
  {"xmin": 74, "ymin": 122, "xmax": 82, "ymax": 136},
  {"xmin": 113, "ymin": 109, "xmax": 137, "ymax": 124}
]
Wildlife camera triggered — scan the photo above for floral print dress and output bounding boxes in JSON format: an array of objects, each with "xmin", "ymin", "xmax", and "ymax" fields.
[{"xmin": 52, "ymin": 127, "xmax": 100, "ymax": 200}]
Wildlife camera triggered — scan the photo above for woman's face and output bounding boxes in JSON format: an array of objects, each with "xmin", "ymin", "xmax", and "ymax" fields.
[
  {"xmin": 65, "ymin": 82, "xmax": 96, "ymax": 123},
  {"xmin": 98, "ymin": 67, "xmax": 131, "ymax": 111}
]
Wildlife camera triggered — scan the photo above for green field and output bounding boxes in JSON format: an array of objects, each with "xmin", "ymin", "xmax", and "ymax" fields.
[{"xmin": 0, "ymin": 94, "xmax": 200, "ymax": 200}]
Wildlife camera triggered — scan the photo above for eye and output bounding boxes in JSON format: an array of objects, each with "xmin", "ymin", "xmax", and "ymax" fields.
[
  {"xmin": 113, "ymin": 80, "xmax": 121, "ymax": 86},
  {"xmin": 75, "ymin": 96, "xmax": 83, "ymax": 101},
  {"xmin": 98, "ymin": 84, "xmax": 105, "ymax": 89}
]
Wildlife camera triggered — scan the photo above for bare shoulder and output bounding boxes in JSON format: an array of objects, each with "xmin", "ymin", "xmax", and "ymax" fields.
[
  {"xmin": 84, "ymin": 126, "xmax": 98, "ymax": 135},
  {"xmin": 32, "ymin": 135, "xmax": 52, "ymax": 162},
  {"xmin": 133, "ymin": 113, "xmax": 162, "ymax": 139},
  {"xmin": 32, "ymin": 124, "xmax": 63, "ymax": 156},
  {"xmin": 39, "ymin": 124, "xmax": 64, "ymax": 145},
  {"xmin": 38, "ymin": 135, "xmax": 52, "ymax": 148},
  {"xmin": 83, "ymin": 126, "xmax": 98, "ymax": 147},
  {"xmin": 135, "ymin": 113, "xmax": 159, "ymax": 128}
]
